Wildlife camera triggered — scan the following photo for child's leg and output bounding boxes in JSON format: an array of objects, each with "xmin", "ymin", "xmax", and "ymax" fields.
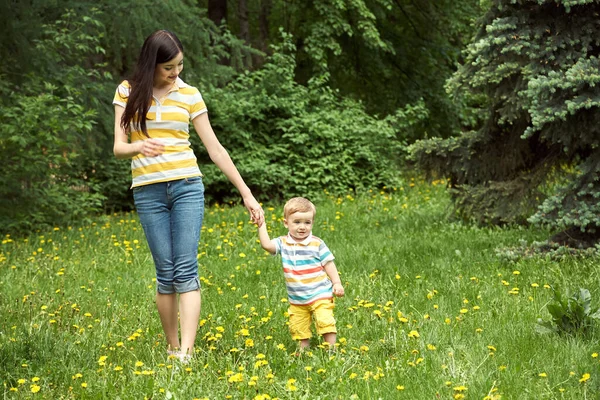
[
  {"xmin": 322, "ymin": 332, "xmax": 336, "ymax": 347},
  {"xmin": 288, "ymin": 304, "xmax": 312, "ymax": 348},
  {"xmin": 313, "ymin": 299, "xmax": 337, "ymax": 347}
]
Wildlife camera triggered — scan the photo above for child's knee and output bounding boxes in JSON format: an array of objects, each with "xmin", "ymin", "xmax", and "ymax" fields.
[
  {"xmin": 288, "ymin": 310, "xmax": 312, "ymax": 340},
  {"xmin": 314, "ymin": 302, "xmax": 336, "ymax": 334}
]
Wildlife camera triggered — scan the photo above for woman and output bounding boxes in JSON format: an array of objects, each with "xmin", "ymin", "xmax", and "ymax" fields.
[{"xmin": 113, "ymin": 30, "xmax": 264, "ymax": 362}]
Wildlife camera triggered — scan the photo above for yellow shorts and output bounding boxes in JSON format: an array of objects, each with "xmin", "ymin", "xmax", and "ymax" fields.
[{"xmin": 288, "ymin": 299, "xmax": 336, "ymax": 340}]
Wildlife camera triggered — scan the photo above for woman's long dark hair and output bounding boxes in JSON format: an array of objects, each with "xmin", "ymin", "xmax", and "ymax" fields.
[{"xmin": 121, "ymin": 30, "xmax": 184, "ymax": 137}]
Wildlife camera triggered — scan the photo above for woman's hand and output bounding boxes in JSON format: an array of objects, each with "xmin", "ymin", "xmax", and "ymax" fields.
[
  {"xmin": 243, "ymin": 195, "xmax": 264, "ymax": 227},
  {"xmin": 138, "ymin": 139, "xmax": 165, "ymax": 157}
]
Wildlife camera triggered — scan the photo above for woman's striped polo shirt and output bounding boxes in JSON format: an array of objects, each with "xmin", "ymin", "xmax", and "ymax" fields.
[{"xmin": 113, "ymin": 78, "xmax": 207, "ymax": 188}]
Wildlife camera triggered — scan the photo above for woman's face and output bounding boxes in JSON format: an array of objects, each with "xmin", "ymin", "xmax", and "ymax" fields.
[{"xmin": 154, "ymin": 51, "xmax": 184, "ymax": 88}]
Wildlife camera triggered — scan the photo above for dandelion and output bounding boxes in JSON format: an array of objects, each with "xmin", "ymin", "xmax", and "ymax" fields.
[
  {"xmin": 81, "ymin": 383, "xmax": 88, "ymax": 388},
  {"xmin": 135, "ymin": 361, "xmax": 144, "ymax": 367},
  {"xmin": 579, "ymin": 373, "xmax": 590, "ymax": 383},
  {"xmin": 30, "ymin": 385, "xmax": 41, "ymax": 393},
  {"xmin": 408, "ymin": 330, "xmax": 420, "ymax": 338},
  {"xmin": 396, "ymin": 385, "xmax": 405, "ymax": 390},
  {"xmin": 538, "ymin": 372, "xmax": 547, "ymax": 377},
  {"xmin": 286, "ymin": 378, "xmax": 298, "ymax": 392}
]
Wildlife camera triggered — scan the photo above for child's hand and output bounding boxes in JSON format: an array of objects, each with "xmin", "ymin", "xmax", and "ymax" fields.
[{"xmin": 332, "ymin": 283, "xmax": 344, "ymax": 297}]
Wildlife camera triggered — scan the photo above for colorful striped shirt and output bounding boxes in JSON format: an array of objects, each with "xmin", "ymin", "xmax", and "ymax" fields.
[
  {"xmin": 113, "ymin": 78, "xmax": 207, "ymax": 188},
  {"xmin": 273, "ymin": 233, "xmax": 335, "ymax": 305}
]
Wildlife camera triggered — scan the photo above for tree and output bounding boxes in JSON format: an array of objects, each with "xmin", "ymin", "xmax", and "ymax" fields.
[
  {"xmin": 198, "ymin": 0, "xmax": 482, "ymax": 138},
  {"xmin": 410, "ymin": 0, "xmax": 600, "ymax": 246}
]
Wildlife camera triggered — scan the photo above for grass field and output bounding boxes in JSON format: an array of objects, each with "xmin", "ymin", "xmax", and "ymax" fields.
[{"xmin": 1, "ymin": 180, "xmax": 600, "ymax": 399}]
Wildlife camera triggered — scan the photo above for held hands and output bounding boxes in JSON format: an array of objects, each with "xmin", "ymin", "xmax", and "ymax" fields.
[
  {"xmin": 243, "ymin": 196, "xmax": 265, "ymax": 227},
  {"xmin": 138, "ymin": 139, "xmax": 165, "ymax": 157},
  {"xmin": 332, "ymin": 282, "xmax": 345, "ymax": 297}
]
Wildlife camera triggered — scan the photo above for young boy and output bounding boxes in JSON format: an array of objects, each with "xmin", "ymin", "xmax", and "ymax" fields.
[{"xmin": 257, "ymin": 197, "xmax": 344, "ymax": 349}]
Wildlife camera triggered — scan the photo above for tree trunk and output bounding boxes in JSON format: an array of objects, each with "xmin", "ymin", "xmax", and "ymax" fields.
[
  {"xmin": 238, "ymin": 0, "xmax": 249, "ymax": 43},
  {"xmin": 208, "ymin": 0, "xmax": 227, "ymax": 26},
  {"xmin": 258, "ymin": 0, "xmax": 272, "ymax": 53}
]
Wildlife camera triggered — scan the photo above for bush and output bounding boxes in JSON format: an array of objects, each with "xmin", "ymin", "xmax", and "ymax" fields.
[
  {"xmin": 0, "ymin": 11, "xmax": 107, "ymax": 234},
  {"xmin": 195, "ymin": 31, "xmax": 426, "ymax": 203}
]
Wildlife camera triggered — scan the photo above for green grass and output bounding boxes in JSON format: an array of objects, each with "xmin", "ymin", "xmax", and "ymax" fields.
[{"xmin": 1, "ymin": 179, "xmax": 600, "ymax": 399}]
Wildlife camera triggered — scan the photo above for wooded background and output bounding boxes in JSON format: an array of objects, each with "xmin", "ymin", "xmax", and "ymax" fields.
[{"xmin": 1, "ymin": 0, "xmax": 599, "ymax": 246}]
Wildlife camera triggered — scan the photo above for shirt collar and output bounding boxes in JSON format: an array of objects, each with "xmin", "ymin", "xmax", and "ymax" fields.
[
  {"xmin": 285, "ymin": 232, "xmax": 314, "ymax": 246},
  {"xmin": 173, "ymin": 77, "xmax": 189, "ymax": 90}
]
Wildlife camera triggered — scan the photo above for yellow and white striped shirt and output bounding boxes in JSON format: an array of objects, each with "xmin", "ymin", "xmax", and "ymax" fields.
[{"xmin": 113, "ymin": 78, "xmax": 207, "ymax": 188}]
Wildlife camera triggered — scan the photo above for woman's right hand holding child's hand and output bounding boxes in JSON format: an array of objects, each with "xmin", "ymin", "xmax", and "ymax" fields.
[{"xmin": 138, "ymin": 139, "xmax": 165, "ymax": 157}]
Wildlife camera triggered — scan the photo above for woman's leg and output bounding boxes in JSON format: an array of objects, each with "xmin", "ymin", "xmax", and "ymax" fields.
[
  {"xmin": 179, "ymin": 290, "xmax": 201, "ymax": 355},
  {"xmin": 170, "ymin": 177, "xmax": 205, "ymax": 356},
  {"xmin": 134, "ymin": 183, "xmax": 180, "ymax": 350},
  {"xmin": 156, "ymin": 293, "xmax": 180, "ymax": 350}
]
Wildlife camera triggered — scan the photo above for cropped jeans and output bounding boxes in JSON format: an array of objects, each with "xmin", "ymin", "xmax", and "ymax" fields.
[{"xmin": 133, "ymin": 177, "xmax": 205, "ymax": 294}]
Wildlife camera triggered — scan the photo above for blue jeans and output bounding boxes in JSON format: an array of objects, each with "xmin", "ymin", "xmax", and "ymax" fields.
[{"xmin": 133, "ymin": 177, "xmax": 205, "ymax": 294}]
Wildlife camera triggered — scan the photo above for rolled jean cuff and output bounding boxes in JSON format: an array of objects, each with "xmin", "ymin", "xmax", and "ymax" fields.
[{"xmin": 157, "ymin": 277, "xmax": 200, "ymax": 294}]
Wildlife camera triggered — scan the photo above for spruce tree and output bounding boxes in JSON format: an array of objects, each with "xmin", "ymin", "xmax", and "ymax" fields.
[{"xmin": 410, "ymin": 0, "xmax": 600, "ymax": 246}]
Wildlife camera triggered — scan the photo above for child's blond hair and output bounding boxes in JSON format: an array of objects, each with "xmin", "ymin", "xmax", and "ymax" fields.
[{"xmin": 283, "ymin": 197, "xmax": 316, "ymax": 219}]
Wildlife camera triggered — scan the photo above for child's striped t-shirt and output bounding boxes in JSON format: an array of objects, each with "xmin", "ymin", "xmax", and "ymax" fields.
[{"xmin": 274, "ymin": 233, "xmax": 335, "ymax": 305}]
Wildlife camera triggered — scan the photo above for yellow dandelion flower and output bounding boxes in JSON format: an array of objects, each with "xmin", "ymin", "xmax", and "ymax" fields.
[
  {"xmin": 30, "ymin": 385, "xmax": 41, "ymax": 393},
  {"xmin": 579, "ymin": 373, "xmax": 590, "ymax": 383}
]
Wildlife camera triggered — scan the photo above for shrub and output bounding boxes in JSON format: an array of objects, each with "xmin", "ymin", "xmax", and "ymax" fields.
[
  {"xmin": 194, "ymin": 31, "xmax": 426, "ymax": 203},
  {"xmin": 536, "ymin": 288, "xmax": 600, "ymax": 336}
]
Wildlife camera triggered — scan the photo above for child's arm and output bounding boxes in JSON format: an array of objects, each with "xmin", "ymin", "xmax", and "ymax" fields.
[
  {"xmin": 258, "ymin": 223, "xmax": 277, "ymax": 255},
  {"xmin": 324, "ymin": 261, "xmax": 344, "ymax": 297}
]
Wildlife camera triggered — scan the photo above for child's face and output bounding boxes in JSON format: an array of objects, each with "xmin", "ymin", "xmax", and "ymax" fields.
[{"xmin": 284, "ymin": 211, "xmax": 314, "ymax": 241}]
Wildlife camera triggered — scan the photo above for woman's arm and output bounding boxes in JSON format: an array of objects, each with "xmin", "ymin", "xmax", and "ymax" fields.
[
  {"xmin": 192, "ymin": 112, "xmax": 264, "ymax": 225},
  {"xmin": 113, "ymin": 105, "xmax": 164, "ymax": 159}
]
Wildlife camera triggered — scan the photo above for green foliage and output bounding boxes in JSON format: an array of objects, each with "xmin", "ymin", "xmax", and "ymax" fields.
[
  {"xmin": 194, "ymin": 31, "xmax": 426, "ymax": 202},
  {"xmin": 0, "ymin": 10, "xmax": 108, "ymax": 234},
  {"xmin": 536, "ymin": 288, "xmax": 600, "ymax": 336},
  {"xmin": 411, "ymin": 0, "xmax": 600, "ymax": 242},
  {"xmin": 275, "ymin": 0, "xmax": 482, "ymax": 137}
]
